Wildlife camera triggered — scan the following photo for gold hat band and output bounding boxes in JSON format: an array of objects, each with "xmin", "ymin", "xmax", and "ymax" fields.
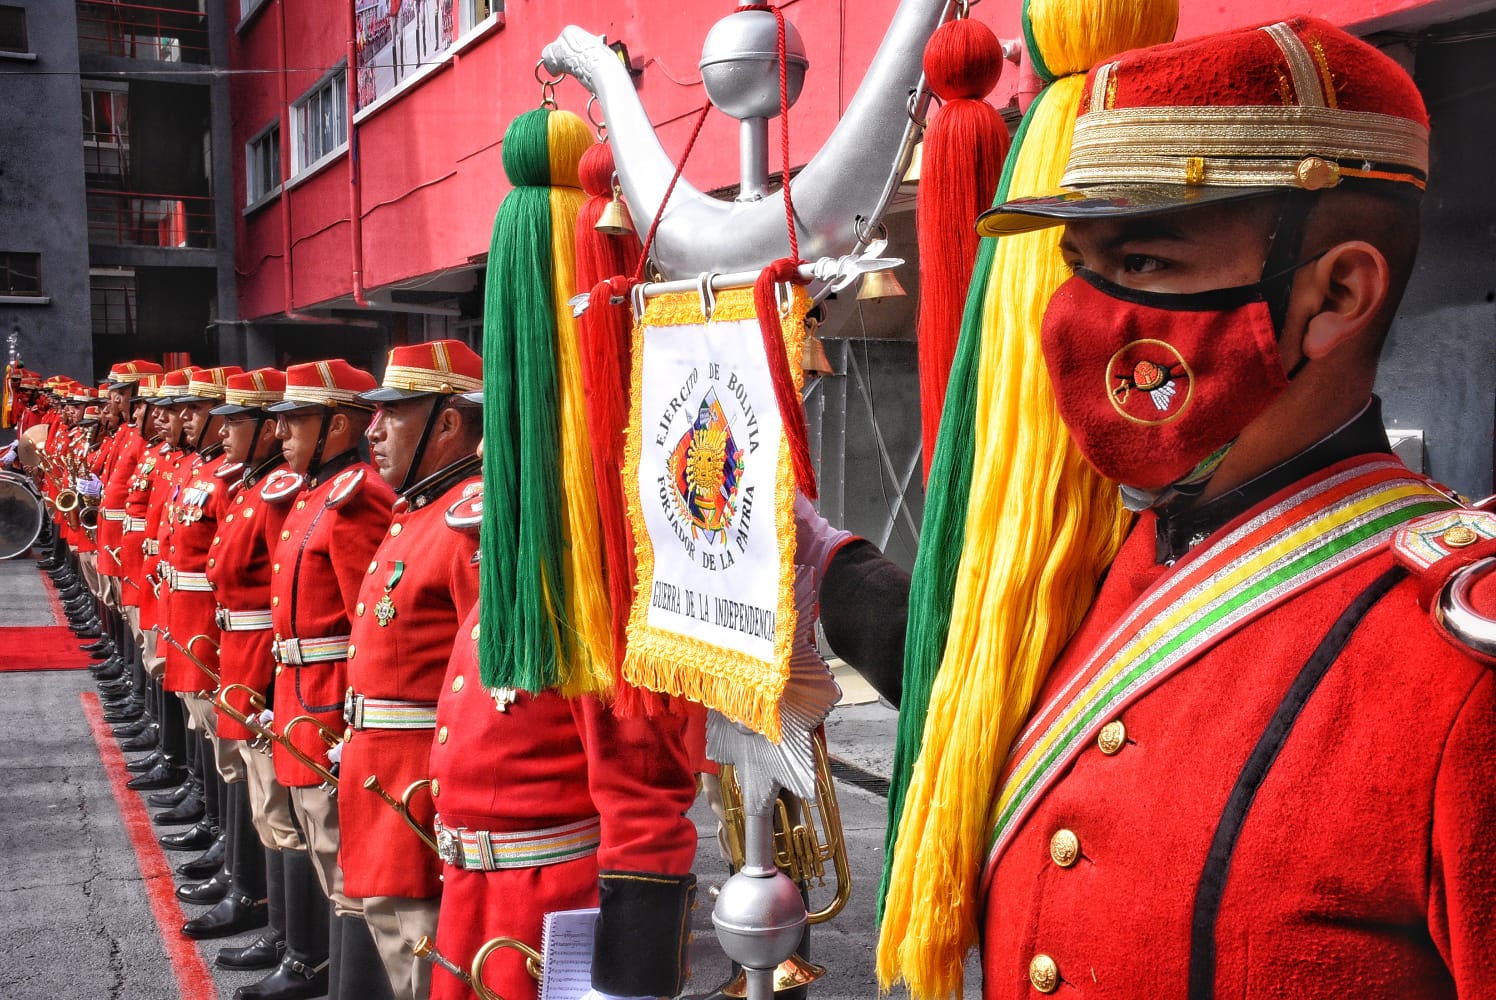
[
  {"xmin": 381, "ymin": 364, "xmax": 482, "ymax": 394},
  {"xmin": 185, "ymin": 382, "xmax": 229, "ymax": 400},
  {"xmin": 283, "ymin": 386, "xmax": 374, "ymax": 409},
  {"xmin": 224, "ymin": 389, "xmax": 283, "ymax": 406},
  {"xmin": 1064, "ymin": 105, "xmax": 1429, "ymax": 190}
]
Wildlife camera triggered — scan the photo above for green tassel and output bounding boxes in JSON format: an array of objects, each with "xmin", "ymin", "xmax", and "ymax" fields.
[
  {"xmin": 877, "ymin": 99, "xmax": 1044, "ymax": 915},
  {"xmin": 479, "ymin": 108, "xmax": 571, "ymax": 691}
]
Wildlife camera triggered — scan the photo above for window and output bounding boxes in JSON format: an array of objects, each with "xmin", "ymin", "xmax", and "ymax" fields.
[
  {"xmin": 82, "ymin": 86, "xmax": 130, "ymax": 177},
  {"xmin": 292, "ymin": 69, "xmax": 347, "ymax": 174},
  {"xmin": 354, "ymin": 0, "xmax": 501, "ymax": 109},
  {"xmin": 0, "ymin": 253, "xmax": 42, "ymax": 296},
  {"xmin": 0, "ymin": 5, "xmax": 27, "ymax": 53},
  {"xmin": 246, "ymin": 122, "xmax": 281, "ymax": 206}
]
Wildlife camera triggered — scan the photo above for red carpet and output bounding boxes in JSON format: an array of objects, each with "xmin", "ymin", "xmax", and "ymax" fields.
[
  {"xmin": 81, "ymin": 691, "xmax": 220, "ymax": 1000},
  {"xmin": 0, "ymin": 563, "xmax": 91, "ymax": 672}
]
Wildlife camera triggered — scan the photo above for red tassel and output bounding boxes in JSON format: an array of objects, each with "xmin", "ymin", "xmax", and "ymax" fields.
[
  {"xmin": 916, "ymin": 17, "xmax": 1009, "ymax": 482},
  {"xmin": 574, "ymin": 142, "xmax": 657, "ymax": 713},
  {"xmin": 752, "ymin": 257, "xmax": 817, "ymax": 501}
]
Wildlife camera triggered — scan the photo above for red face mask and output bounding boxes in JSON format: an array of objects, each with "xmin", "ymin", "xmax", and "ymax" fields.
[{"xmin": 1040, "ymin": 267, "xmax": 1295, "ymax": 491}]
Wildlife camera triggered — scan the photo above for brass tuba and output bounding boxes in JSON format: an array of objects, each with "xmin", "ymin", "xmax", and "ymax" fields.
[{"xmin": 412, "ymin": 934, "xmax": 542, "ymax": 1000}]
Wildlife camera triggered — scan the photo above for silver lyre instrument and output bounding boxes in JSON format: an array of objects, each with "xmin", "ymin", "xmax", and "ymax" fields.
[{"xmin": 412, "ymin": 933, "xmax": 542, "ymax": 1000}]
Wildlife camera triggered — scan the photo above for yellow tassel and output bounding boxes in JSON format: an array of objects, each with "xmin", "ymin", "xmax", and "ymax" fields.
[
  {"xmin": 876, "ymin": 1, "xmax": 1178, "ymax": 996},
  {"xmin": 546, "ymin": 110, "xmax": 615, "ymax": 698}
]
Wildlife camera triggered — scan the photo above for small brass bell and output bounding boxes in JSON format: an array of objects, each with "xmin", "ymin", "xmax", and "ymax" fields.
[
  {"xmin": 857, "ymin": 268, "xmax": 907, "ymax": 301},
  {"xmin": 801, "ymin": 334, "xmax": 833, "ymax": 377},
  {"xmin": 902, "ymin": 140, "xmax": 922, "ymax": 184},
  {"xmin": 594, "ymin": 174, "xmax": 635, "ymax": 236}
]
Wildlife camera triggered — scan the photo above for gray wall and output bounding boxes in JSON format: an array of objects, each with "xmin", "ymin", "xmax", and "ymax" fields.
[
  {"xmin": 1378, "ymin": 21, "xmax": 1496, "ymax": 501},
  {"xmin": 0, "ymin": 0, "xmax": 93, "ymax": 382}
]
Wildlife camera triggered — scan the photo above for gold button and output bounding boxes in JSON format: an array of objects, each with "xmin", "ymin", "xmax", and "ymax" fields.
[
  {"xmin": 212, "ymin": 535, "xmax": 221, "ymax": 545},
  {"xmin": 368, "ymin": 561, "xmax": 378, "ymax": 575},
  {"xmin": 296, "ymin": 500, "xmax": 306, "ymax": 509},
  {"xmin": 344, "ymin": 727, "xmax": 353, "ymax": 741},
  {"xmin": 470, "ymin": 624, "xmax": 479, "ymax": 641},
  {"xmin": 451, "ymin": 675, "xmax": 464, "ymax": 693},
  {"xmin": 224, "ymin": 514, "xmax": 234, "ymax": 523},
  {"xmin": 430, "ymin": 779, "xmax": 440, "ymax": 798},
  {"xmin": 1049, "ymin": 829, "xmax": 1080, "ymax": 868},
  {"xmin": 437, "ymin": 726, "xmax": 448, "ymax": 744},
  {"xmin": 390, "ymin": 522, "xmax": 402, "ymax": 536},
  {"xmin": 347, "ymin": 644, "xmax": 356, "ymax": 659},
  {"xmin": 244, "ymin": 507, "xmax": 254, "ymax": 518},
  {"xmin": 1295, "ymin": 155, "xmax": 1341, "ymax": 191},
  {"xmin": 207, "ymin": 558, "xmax": 215, "ymax": 568},
  {"xmin": 236, "ymin": 496, "xmax": 244, "ymax": 505},
  {"xmin": 1029, "ymin": 954, "xmax": 1059, "ymax": 994},
  {"xmin": 280, "ymin": 530, "xmax": 290, "ymax": 541},
  {"xmin": 355, "ymin": 602, "xmax": 365, "ymax": 616},
  {"xmin": 1443, "ymin": 524, "xmax": 1479, "ymax": 548},
  {"xmin": 1097, "ymin": 720, "xmax": 1127, "ymax": 756},
  {"xmin": 273, "ymin": 562, "xmax": 281, "ymax": 574},
  {"xmin": 275, "ymin": 664, "xmax": 283, "ymax": 675},
  {"xmin": 271, "ymin": 596, "xmax": 280, "ymax": 607}
]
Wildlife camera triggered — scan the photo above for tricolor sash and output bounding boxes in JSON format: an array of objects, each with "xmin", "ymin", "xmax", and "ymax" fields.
[{"xmin": 983, "ymin": 456, "xmax": 1452, "ymax": 877}]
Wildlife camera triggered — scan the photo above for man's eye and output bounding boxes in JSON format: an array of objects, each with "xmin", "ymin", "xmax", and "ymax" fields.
[{"xmin": 1122, "ymin": 254, "xmax": 1165, "ymax": 274}]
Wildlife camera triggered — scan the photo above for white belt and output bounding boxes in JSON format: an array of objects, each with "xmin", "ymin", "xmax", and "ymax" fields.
[
  {"xmin": 102, "ymin": 508, "xmax": 126, "ymax": 522},
  {"xmin": 171, "ymin": 570, "xmax": 213, "ymax": 593},
  {"xmin": 126, "ymin": 515, "xmax": 147, "ymax": 532},
  {"xmin": 272, "ymin": 635, "xmax": 351, "ymax": 666},
  {"xmin": 216, "ymin": 607, "xmax": 273, "ymax": 632},
  {"xmin": 344, "ymin": 691, "xmax": 438, "ymax": 730}
]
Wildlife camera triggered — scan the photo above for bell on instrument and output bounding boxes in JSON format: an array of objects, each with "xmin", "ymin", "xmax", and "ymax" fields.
[
  {"xmin": 801, "ymin": 335, "xmax": 833, "ymax": 378},
  {"xmin": 595, "ymin": 174, "xmax": 635, "ymax": 236},
  {"xmin": 902, "ymin": 140, "xmax": 922, "ymax": 184},
  {"xmin": 717, "ymin": 953, "xmax": 827, "ymax": 998},
  {"xmin": 856, "ymin": 268, "xmax": 907, "ymax": 301}
]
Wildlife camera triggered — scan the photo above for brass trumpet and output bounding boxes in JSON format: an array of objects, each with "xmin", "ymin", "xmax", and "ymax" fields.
[
  {"xmin": 412, "ymin": 934, "xmax": 542, "ymax": 1000},
  {"xmin": 362, "ymin": 775, "xmax": 440, "ymax": 856},
  {"xmin": 54, "ymin": 487, "xmax": 80, "ymax": 528},
  {"xmin": 216, "ymin": 683, "xmax": 276, "ymax": 757},
  {"xmin": 282, "ymin": 715, "xmax": 343, "ymax": 794},
  {"xmin": 152, "ymin": 627, "xmax": 221, "ymax": 687}
]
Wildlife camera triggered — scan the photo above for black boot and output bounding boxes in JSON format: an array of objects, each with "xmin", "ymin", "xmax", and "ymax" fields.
[
  {"xmin": 177, "ymin": 868, "xmax": 230, "ymax": 904},
  {"xmin": 130, "ymin": 700, "xmax": 188, "ymax": 791},
  {"xmin": 183, "ymin": 784, "xmax": 268, "ymax": 938},
  {"xmin": 235, "ymin": 849, "xmax": 329, "ymax": 1000},
  {"xmin": 82, "ymin": 636, "xmax": 112, "ymax": 654},
  {"xmin": 148, "ymin": 781, "xmax": 193, "ymax": 808},
  {"xmin": 177, "ymin": 832, "xmax": 227, "ymax": 879},
  {"xmin": 332, "ymin": 913, "xmax": 396, "ymax": 1000},
  {"xmin": 120, "ymin": 727, "xmax": 160, "ymax": 753},
  {"xmin": 125, "ymin": 749, "xmax": 163, "ymax": 773},
  {"xmin": 153, "ymin": 789, "xmax": 205, "ymax": 825},
  {"xmin": 218, "ymin": 847, "xmax": 286, "ymax": 969},
  {"xmin": 113, "ymin": 718, "xmax": 154, "ymax": 740},
  {"xmin": 160, "ymin": 817, "xmax": 217, "ymax": 853}
]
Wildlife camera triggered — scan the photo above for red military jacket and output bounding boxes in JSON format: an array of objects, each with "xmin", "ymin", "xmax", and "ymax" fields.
[
  {"xmin": 207, "ymin": 455, "xmax": 293, "ymax": 741},
  {"xmin": 119, "ymin": 439, "xmax": 166, "ymax": 608},
  {"xmin": 140, "ymin": 446, "xmax": 187, "ymax": 632},
  {"xmin": 427, "ymin": 583, "xmax": 699, "ymax": 1000},
  {"xmin": 269, "ymin": 455, "xmax": 393, "ymax": 788},
  {"xmin": 99, "ymin": 424, "xmax": 146, "ymax": 577},
  {"xmin": 339, "ymin": 459, "xmax": 481, "ymax": 900},
  {"xmin": 163, "ymin": 447, "xmax": 228, "ymax": 694},
  {"xmin": 981, "ymin": 457, "xmax": 1496, "ymax": 1000}
]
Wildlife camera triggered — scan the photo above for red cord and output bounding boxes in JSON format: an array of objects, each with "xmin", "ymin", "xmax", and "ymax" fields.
[
  {"xmin": 736, "ymin": 3, "xmax": 800, "ymax": 262},
  {"xmin": 630, "ymin": 103, "xmax": 713, "ymax": 285}
]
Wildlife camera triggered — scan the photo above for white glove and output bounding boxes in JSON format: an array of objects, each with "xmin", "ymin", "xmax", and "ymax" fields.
[
  {"xmin": 256, "ymin": 709, "xmax": 274, "ymax": 728},
  {"xmin": 326, "ymin": 740, "xmax": 344, "ymax": 765},
  {"xmin": 0, "ymin": 442, "xmax": 16, "ymax": 467},
  {"xmin": 77, "ymin": 474, "xmax": 103, "ymax": 499},
  {"xmin": 793, "ymin": 492, "xmax": 854, "ymax": 592}
]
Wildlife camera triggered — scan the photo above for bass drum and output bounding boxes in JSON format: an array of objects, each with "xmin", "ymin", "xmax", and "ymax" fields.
[{"xmin": 0, "ymin": 469, "xmax": 43, "ymax": 560}]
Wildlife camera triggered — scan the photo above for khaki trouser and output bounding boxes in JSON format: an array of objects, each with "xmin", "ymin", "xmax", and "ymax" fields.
[
  {"xmin": 362, "ymin": 894, "xmax": 440, "ymax": 1000},
  {"xmin": 180, "ymin": 693, "xmax": 245, "ymax": 783},
  {"xmin": 125, "ymin": 605, "xmax": 144, "ymax": 652},
  {"xmin": 239, "ymin": 740, "xmax": 301, "ymax": 851},
  {"xmin": 289, "ymin": 784, "xmax": 359, "ymax": 916},
  {"xmin": 143, "ymin": 627, "xmax": 164, "ymax": 681},
  {"xmin": 80, "ymin": 553, "xmax": 101, "ymax": 599}
]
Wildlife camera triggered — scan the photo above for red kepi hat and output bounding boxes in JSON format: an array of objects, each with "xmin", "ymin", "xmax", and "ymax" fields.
[{"xmin": 267, "ymin": 359, "xmax": 378, "ymax": 413}]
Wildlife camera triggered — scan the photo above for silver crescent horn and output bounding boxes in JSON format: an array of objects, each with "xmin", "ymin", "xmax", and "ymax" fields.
[
  {"xmin": 541, "ymin": 0, "xmax": 951, "ymax": 279},
  {"xmin": 1435, "ymin": 556, "xmax": 1496, "ymax": 660}
]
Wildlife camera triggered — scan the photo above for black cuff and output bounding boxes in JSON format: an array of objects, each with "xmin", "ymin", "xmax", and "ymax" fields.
[
  {"xmin": 820, "ymin": 539, "xmax": 910, "ymax": 707},
  {"xmin": 592, "ymin": 870, "xmax": 697, "ymax": 997}
]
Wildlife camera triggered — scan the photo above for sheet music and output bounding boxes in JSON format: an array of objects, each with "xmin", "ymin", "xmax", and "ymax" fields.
[{"xmin": 538, "ymin": 907, "xmax": 599, "ymax": 1000}]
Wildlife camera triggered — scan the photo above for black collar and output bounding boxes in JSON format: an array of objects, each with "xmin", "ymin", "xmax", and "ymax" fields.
[
  {"xmin": 198, "ymin": 441, "xmax": 226, "ymax": 462},
  {"xmin": 307, "ymin": 448, "xmax": 361, "ymax": 489},
  {"xmin": 396, "ymin": 454, "xmax": 480, "ymax": 512},
  {"xmin": 243, "ymin": 451, "xmax": 287, "ymax": 489},
  {"xmin": 1154, "ymin": 398, "xmax": 1393, "ymax": 564}
]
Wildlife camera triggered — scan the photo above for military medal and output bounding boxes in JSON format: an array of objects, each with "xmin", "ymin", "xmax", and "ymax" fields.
[
  {"xmin": 374, "ymin": 561, "xmax": 403, "ymax": 627},
  {"xmin": 490, "ymin": 686, "xmax": 517, "ymax": 712}
]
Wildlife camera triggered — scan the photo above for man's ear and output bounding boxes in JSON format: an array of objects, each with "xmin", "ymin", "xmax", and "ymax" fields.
[
  {"xmin": 1299, "ymin": 240, "xmax": 1391, "ymax": 360},
  {"xmin": 328, "ymin": 410, "xmax": 350, "ymax": 438}
]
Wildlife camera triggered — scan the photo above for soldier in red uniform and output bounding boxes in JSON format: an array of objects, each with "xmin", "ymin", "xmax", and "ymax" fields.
[
  {"xmin": 206, "ymin": 368, "xmax": 304, "ymax": 977},
  {"xmin": 833, "ymin": 17, "xmax": 1496, "ymax": 1000},
  {"xmin": 422, "ymin": 386, "xmax": 698, "ymax": 1000},
  {"xmin": 256, "ymin": 359, "xmax": 394, "ymax": 1000},
  {"xmin": 338, "ymin": 340, "xmax": 484, "ymax": 1000}
]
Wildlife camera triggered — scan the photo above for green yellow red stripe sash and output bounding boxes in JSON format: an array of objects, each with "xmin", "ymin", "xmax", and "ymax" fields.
[{"xmin": 983, "ymin": 457, "xmax": 1452, "ymax": 876}]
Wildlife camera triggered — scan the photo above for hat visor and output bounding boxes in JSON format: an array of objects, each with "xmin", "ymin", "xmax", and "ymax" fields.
[
  {"xmin": 157, "ymin": 394, "xmax": 203, "ymax": 406},
  {"xmin": 360, "ymin": 386, "xmax": 439, "ymax": 404},
  {"xmin": 105, "ymin": 379, "xmax": 138, "ymax": 391},
  {"xmin": 975, "ymin": 184, "xmax": 1282, "ymax": 238},
  {"xmin": 459, "ymin": 390, "xmax": 483, "ymax": 405},
  {"xmin": 265, "ymin": 398, "xmax": 323, "ymax": 414},
  {"xmin": 209, "ymin": 401, "xmax": 262, "ymax": 417}
]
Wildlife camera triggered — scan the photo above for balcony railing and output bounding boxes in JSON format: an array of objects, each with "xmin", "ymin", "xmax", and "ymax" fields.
[
  {"xmin": 87, "ymin": 189, "xmax": 216, "ymax": 250},
  {"xmin": 77, "ymin": 1, "xmax": 209, "ymax": 64}
]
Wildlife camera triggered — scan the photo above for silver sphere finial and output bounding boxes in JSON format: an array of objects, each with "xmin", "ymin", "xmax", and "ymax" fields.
[{"xmin": 699, "ymin": 10, "xmax": 808, "ymax": 121}]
